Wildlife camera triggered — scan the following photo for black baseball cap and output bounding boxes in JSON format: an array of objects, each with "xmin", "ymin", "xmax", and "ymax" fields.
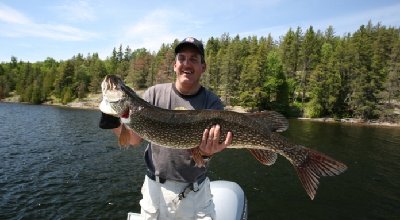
[{"xmin": 175, "ymin": 37, "xmax": 205, "ymax": 58}]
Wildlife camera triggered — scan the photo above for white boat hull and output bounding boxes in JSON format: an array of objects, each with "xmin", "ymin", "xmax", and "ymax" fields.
[{"xmin": 127, "ymin": 180, "xmax": 247, "ymax": 220}]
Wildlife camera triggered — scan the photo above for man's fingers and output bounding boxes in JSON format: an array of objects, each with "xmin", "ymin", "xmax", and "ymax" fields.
[
  {"xmin": 208, "ymin": 126, "xmax": 215, "ymax": 142},
  {"xmin": 202, "ymin": 128, "xmax": 209, "ymax": 144},
  {"xmin": 199, "ymin": 125, "xmax": 232, "ymax": 156},
  {"xmin": 224, "ymin": 131, "xmax": 233, "ymax": 146},
  {"xmin": 212, "ymin": 125, "xmax": 221, "ymax": 145}
]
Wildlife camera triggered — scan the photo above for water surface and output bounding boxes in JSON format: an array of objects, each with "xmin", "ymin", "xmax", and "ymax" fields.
[{"xmin": 1, "ymin": 103, "xmax": 399, "ymax": 219}]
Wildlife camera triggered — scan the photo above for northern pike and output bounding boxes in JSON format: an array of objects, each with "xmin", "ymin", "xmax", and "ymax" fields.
[{"xmin": 99, "ymin": 75, "xmax": 347, "ymax": 200}]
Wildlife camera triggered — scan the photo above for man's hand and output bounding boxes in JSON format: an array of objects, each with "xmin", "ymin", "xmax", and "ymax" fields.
[{"xmin": 198, "ymin": 124, "xmax": 233, "ymax": 156}]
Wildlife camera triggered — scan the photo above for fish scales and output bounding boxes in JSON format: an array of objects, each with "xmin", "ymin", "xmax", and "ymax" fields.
[
  {"xmin": 99, "ymin": 75, "xmax": 347, "ymax": 200},
  {"xmin": 129, "ymin": 108, "xmax": 270, "ymax": 150}
]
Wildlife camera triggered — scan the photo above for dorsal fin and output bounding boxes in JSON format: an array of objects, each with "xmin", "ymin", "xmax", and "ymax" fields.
[
  {"xmin": 247, "ymin": 149, "xmax": 278, "ymax": 166},
  {"xmin": 246, "ymin": 111, "xmax": 289, "ymax": 132}
]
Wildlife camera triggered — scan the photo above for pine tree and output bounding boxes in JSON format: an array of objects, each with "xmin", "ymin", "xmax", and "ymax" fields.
[
  {"xmin": 298, "ymin": 26, "xmax": 322, "ymax": 105},
  {"xmin": 280, "ymin": 27, "xmax": 302, "ymax": 103},
  {"xmin": 350, "ymin": 23, "xmax": 379, "ymax": 119},
  {"xmin": 307, "ymin": 43, "xmax": 340, "ymax": 117}
]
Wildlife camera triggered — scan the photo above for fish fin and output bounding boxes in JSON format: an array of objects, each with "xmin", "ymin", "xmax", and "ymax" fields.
[
  {"xmin": 294, "ymin": 148, "xmax": 348, "ymax": 200},
  {"xmin": 247, "ymin": 149, "xmax": 277, "ymax": 166},
  {"xmin": 118, "ymin": 124, "xmax": 130, "ymax": 147},
  {"xmin": 190, "ymin": 148, "xmax": 207, "ymax": 168},
  {"xmin": 246, "ymin": 111, "xmax": 289, "ymax": 132}
]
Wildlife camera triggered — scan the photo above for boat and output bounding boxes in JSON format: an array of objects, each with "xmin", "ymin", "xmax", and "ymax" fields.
[{"xmin": 127, "ymin": 180, "xmax": 248, "ymax": 220}]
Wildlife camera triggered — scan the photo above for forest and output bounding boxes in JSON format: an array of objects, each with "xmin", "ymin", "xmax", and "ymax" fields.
[{"xmin": 0, "ymin": 21, "xmax": 399, "ymax": 122}]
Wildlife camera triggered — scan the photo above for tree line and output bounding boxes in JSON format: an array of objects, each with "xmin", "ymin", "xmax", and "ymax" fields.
[{"xmin": 0, "ymin": 21, "xmax": 399, "ymax": 121}]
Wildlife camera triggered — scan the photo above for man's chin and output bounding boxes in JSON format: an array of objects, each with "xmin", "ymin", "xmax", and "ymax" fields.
[{"xmin": 178, "ymin": 76, "xmax": 194, "ymax": 84}]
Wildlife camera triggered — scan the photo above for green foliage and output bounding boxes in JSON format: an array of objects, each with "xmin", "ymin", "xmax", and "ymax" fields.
[
  {"xmin": 62, "ymin": 87, "xmax": 73, "ymax": 104},
  {"xmin": 1, "ymin": 21, "xmax": 399, "ymax": 121}
]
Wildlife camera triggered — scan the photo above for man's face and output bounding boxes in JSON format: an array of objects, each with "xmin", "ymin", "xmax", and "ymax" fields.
[{"xmin": 174, "ymin": 47, "xmax": 206, "ymax": 88}]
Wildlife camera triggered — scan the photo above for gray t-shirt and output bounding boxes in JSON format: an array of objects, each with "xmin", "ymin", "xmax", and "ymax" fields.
[{"xmin": 142, "ymin": 83, "xmax": 224, "ymax": 183}]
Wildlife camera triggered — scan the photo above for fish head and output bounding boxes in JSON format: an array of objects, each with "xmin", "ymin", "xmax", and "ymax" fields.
[{"xmin": 99, "ymin": 75, "xmax": 131, "ymax": 117}]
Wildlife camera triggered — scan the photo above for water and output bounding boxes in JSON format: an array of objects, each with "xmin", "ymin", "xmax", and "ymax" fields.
[{"xmin": 1, "ymin": 103, "xmax": 399, "ymax": 219}]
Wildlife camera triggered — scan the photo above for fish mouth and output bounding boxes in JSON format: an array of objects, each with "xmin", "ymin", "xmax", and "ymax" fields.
[
  {"xmin": 120, "ymin": 108, "xmax": 129, "ymax": 118},
  {"xmin": 99, "ymin": 75, "xmax": 127, "ymax": 116},
  {"xmin": 101, "ymin": 75, "xmax": 125, "ymax": 102}
]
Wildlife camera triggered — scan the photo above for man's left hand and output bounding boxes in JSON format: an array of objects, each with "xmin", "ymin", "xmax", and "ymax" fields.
[{"xmin": 198, "ymin": 124, "xmax": 233, "ymax": 156}]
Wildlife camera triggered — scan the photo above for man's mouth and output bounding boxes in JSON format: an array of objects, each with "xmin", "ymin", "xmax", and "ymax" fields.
[{"xmin": 182, "ymin": 70, "xmax": 193, "ymax": 74}]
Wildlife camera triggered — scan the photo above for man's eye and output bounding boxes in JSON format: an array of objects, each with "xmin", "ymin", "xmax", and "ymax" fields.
[{"xmin": 177, "ymin": 56, "xmax": 185, "ymax": 61}]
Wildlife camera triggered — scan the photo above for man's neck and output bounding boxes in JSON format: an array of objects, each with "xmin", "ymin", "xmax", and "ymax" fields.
[{"xmin": 174, "ymin": 82, "xmax": 201, "ymax": 96}]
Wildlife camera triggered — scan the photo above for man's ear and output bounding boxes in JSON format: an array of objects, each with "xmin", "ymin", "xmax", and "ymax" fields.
[
  {"xmin": 202, "ymin": 63, "xmax": 207, "ymax": 72},
  {"xmin": 173, "ymin": 61, "xmax": 178, "ymax": 72}
]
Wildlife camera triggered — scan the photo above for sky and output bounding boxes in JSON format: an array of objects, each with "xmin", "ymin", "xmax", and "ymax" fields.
[{"xmin": 0, "ymin": 0, "xmax": 399, "ymax": 62}]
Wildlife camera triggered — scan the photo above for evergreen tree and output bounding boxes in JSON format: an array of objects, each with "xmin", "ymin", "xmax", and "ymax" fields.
[
  {"xmin": 89, "ymin": 53, "xmax": 107, "ymax": 93},
  {"xmin": 264, "ymin": 50, "xmax": 289, "ymax": 112},
  {"xmin": 280, "ymin": 27, "xmax": 302, "ymax": 103},
  {"xmin": 153, "ymin": 43, "xmax": 175, "ymax": 85},
  {"xmin": 298, "ymin": 26, "xmax": 321, "ymax": 104},
  {"xmin": 239, "ymin": 37, "xmax": 263, "ymax": 110},
  {"xmin": 349, "ymin": 23, "xmax": 379, "ymax": 119},
  {"xmin": 54, "ymin": 60, "xmax": 75, "ymax": 100},
  {"xmin": 383, "ymin": 37, "xmax": 400, "ymax": 104},
  {"xmin": 128, "ymin": 48, "xmax": 152, "ymax": 89},
  {"xmin": 219, "ymin": 35, "xmax": 244, "ymax": 105},
  {"xmin": 307, "ymin": 43, "xmax": 340, "ymax": 117}
]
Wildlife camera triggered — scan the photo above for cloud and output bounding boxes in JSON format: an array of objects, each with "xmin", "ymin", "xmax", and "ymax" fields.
[
  {"xmin": 119, "ymin": 9, "xmax": 201, "ymax": 51},
  {"xmin": 0, "ymin": 3, "xmax": 97, "ymax": 41},
  {"xmin": 53, "ymin": 0, "xmax": 97, "ymax": 22},
  {"xmin": 0, "ymin": 3, "xmax": 32, "ymax": 25}
]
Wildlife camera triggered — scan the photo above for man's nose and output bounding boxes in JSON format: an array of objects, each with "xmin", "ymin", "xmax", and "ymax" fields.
[{"xmin": 182, "ymin": 58, "xmax": 190, "ymax": 65}]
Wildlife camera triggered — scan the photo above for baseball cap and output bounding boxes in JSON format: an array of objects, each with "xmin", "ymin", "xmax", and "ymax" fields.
[{"xmin": 175, "ymin": 37, "xmax": 205, "ymax": 58}]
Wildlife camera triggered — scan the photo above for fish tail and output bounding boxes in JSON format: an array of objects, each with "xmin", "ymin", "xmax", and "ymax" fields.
[{"xmin": 294, "ymin": 148, "xmax": 347, "ymax": 200}]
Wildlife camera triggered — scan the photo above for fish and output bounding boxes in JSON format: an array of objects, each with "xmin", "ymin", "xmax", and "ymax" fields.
[{"xmin": 99, "ymin": 75, "xmax": 347, "ymax": 200}]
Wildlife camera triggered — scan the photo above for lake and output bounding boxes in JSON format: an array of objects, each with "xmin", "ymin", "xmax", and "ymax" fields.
[{"xmin": 1, "ymin": 103, "xmax": 399, "ymax": 219}]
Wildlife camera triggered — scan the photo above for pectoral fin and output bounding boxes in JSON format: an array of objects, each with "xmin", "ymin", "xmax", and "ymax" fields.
[
  {"xmin": 248, "ymin": 149, "xmax": 278, "ymax": 166},
  {"xmin": 118, "ymin": 124, "xmax": 130, "ymax": 147},
  {"xmin": 190, "ymin": 147, "xmax": 207, "ymax": 168}
]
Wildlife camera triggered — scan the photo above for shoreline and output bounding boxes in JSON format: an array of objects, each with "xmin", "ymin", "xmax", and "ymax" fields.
[
  {"xmin": 297, "ymin": 117, "xmax": 400, "ymax": 128},
  {"xmin": 2, "ymin": 94, "xmax": 399, "ymax": 128}
]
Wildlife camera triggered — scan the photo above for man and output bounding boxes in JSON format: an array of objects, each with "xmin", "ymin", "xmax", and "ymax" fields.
[{"xmin": 109, "ymin": 37, "xmax": 233, "ymax": 219}]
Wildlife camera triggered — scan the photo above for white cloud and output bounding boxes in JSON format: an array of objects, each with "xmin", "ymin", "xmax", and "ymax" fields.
[
  {"xmin": 0, "ymin": 3, "xmax": 32, "ymax": 25},
  {"xmin": 0, "ymin": 2, "xmax": 98, "ymax": 41},
  {"xmin": 24, "ymin": 24, "xmax": 98, "ymax": 41},
  {"xmin": 53, "ymin": 0, "xmax": 97, "ymax": 22},
  {"xmin": 119, "ymin": 9, "xmax": 200, "ymax": 52}
]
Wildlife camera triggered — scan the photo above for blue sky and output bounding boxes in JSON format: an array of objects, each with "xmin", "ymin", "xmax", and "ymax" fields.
[{"xmin": 1, "ymin": 0, "xmax": 399, "ymax": 62}]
